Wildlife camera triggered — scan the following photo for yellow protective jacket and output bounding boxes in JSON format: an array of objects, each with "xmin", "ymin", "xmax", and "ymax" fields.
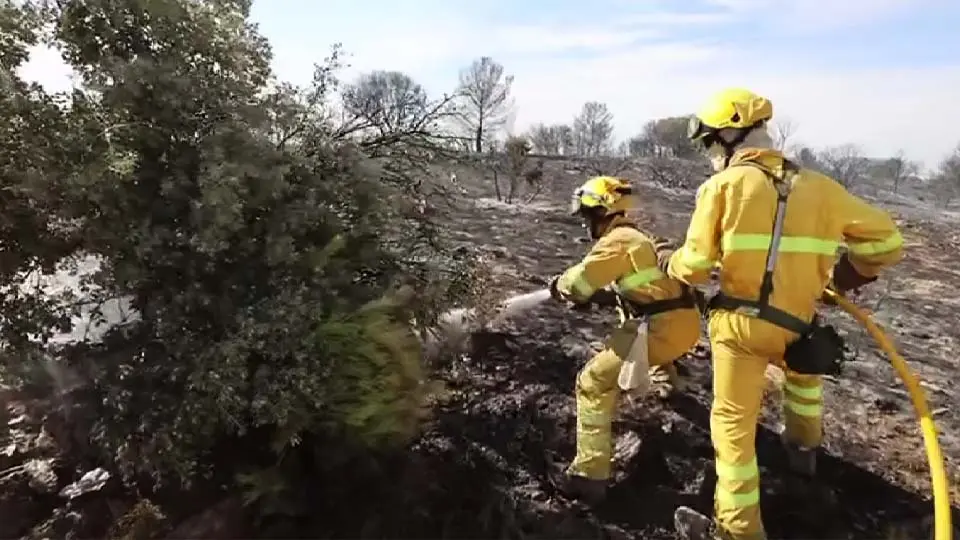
[
  {"xmin": 667, "ymin": 148, "xmax": 903, "ymax": 327},
  {"xmin": 557, "ymin": 216, "xmax": 701, "ymax": 362}
]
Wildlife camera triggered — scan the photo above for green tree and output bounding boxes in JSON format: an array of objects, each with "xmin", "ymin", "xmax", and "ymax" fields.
[{"xmin": 0, "ymin": 4, "xmax": 483, "ymax": 536}]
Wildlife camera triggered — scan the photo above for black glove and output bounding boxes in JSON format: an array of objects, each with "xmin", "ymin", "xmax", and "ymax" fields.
[
  {"xmin": 651, "ymin": 235, "xmax": 677, "ymax": 251},
  {"xmin": 587, "ymin": 288, "xmax": 619, "ymax": 308},
  {"xmin": 548, "ymin": 275, "xmax": 563, "ymax": 301},
  {"xmin": 650, "ymin": 235, "xmax": 678, "ymax": 274},
  {"xmin": 821, "ymin": 254, "xmax": 877, "ymax": 305},
  {"xmin": 656, "ymin": 249, "xmax": 675, "ymax": 274},
  {"xmin": 831, "ymin": 254, "xmax": 877, "ymax": 293},
  {"xmin": 820, "ymin": 288, "xmax": 842, "ymax": 306}
]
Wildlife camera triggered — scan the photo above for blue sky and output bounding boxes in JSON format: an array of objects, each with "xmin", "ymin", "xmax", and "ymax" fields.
[
  {"xmin": 19, "ymin": 0, "xmax": 960, "ymax": 169},
  {"xmin": 247, "ymin": 0, "xmax": 960, "ymax": 169}
]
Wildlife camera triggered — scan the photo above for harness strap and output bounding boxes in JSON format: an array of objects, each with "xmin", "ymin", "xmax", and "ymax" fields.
[
  {"xmin": 622, "ymin": 286, "xmax": 697, "ymax": 318},
  {"xmin": 707, "ymin": 293, "xmax": 810, "ymax": 334},
  {"xmin": 707, "ymin": 159, "xmax": 813, "ymax": 335},
  {"xmin": 605, "ymin": 221, "xmax": 697, "ymax": 319}
]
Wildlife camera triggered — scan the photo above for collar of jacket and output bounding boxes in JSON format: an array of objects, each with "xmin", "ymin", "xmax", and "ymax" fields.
[
  {"xmin": 598, "ymin": 214, "xmax": 636, "ymax": 237},
  {"xmin": 727, "ymin": 147, "xmax": 790, "ymax": 179}
]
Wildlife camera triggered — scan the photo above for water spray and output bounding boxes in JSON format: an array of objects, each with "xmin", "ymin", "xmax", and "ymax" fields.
[{"xmin": 422, "ymin": 288, "xmax": 553, "ymax": 359}]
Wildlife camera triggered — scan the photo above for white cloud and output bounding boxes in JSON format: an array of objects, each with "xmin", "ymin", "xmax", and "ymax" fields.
[
  {"xmin": 490, "ymin": 25, "xmax": 658, "ymax": 55},
  {"xmin": 705, "ymin": 0, "xmax": 939, "ymax": 31},
  {"xmin": 618, "ymin": 11, "xmax": 734, "ymax": 26}
]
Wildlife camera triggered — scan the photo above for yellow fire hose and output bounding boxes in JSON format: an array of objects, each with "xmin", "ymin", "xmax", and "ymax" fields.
[{"xmin": 825, "ymin": 290, "xmax": 952, "ymax": 540}]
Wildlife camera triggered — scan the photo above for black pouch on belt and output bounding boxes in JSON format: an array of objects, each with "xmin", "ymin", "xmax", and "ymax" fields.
[{"xmin": 783, "ymin": 320, "xmax": 846, "ymax": 375}]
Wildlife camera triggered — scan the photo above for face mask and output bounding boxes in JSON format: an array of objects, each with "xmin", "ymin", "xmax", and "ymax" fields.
[{"xmin": 705, "ymin": 142, "xmax": 728, "ymax": 172}]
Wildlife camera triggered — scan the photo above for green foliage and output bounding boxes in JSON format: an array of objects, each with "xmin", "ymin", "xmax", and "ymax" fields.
[
  {"xmin": 108, "ymin": 499, "xmax": 169, "ymax": 540},
  {"xmin": 0, "ymin": 1, "xmax": 480, "ymax": 529},
  {"xmin": 628, "ymin": 116, "xmax": 698, "ymax": 159}
]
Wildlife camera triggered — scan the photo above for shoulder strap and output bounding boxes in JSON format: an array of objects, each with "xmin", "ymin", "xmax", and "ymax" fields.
[{"xmin": 734, "ymin": 157, "xmax": 800, "ymax": 307}]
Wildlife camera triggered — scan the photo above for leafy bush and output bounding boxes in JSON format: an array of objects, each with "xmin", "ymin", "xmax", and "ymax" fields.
[{"xmin": 0, "ymin": 0, "xmax": 484, "ymax": 529}]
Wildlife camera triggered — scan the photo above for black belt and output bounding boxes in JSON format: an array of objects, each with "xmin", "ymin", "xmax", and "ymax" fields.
[
  {"xmin": 707, "ymin": 292, "xmax": 811, "ymax": 335},
  {"xmin": 623, "ymin": 287, "xmax": 697, "ymax": 318}
]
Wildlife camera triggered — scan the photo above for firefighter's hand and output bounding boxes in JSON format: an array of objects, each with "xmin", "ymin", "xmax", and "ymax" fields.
[
  {"xmin": 587, "ymin": 288, "xmax": 619, "ymax": 308},
  {"xmin": 651, "ymin": 236, "xmax": 678, "ymax": 274},
  {"xmin": 820, "ymin": 288, "xmax": 839, "ymax": 306},
  {"xmin": 569, "ymin": 301, "xmax": 594, "ymax": 312},
  {"xmin": 548, "ymin": 275, "xmax": 563, "ymax": 301},
  {"xmin": 821, "ymin": 286, "xmax": 865, "ymax": 306},
  {"xmin": 832, "ymin": 254, "xmax": 878, "ymax": 293},
  {"xmin": 657, "ymin": 250, "xmax": 674, "ymax": 273}
]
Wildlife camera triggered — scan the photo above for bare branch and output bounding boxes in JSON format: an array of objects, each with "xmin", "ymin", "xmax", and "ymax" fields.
[
  {"xmin": 816, "ymin": 144, "xmax": 869, "ymax": 188},
  {"xmin": 880, "ymin": 150, "xmax": 920, "ymax": 194},
  {"xmin": 772, "ymin": 118, "xmax": 796, "ymax": 152},
  {"xmin": 573, "ymin": 101, "xmax": 614, "ymax": 157},
  {"xmin": 527, "ymin": 123, "xmax": 574, "ymax": 155},
  {"xmin": 931, "ymin": 142, "xmax": 960, "ymax": 207},
  {"xmin": 454, "ymin": 57, "xmax": 514, "ymax": 153}
]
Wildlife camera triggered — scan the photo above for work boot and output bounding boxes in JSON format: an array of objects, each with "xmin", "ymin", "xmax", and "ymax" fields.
[
  {"xmin": 549, "ymin": 470, "xmax": 608, "ymax": 506},
  {"xmin": 674, "ymin": 506, "xmax": 715, "ymax": 540},
  {"xmin": 781, "ymin": 435, "xmax": 817, "ymax": 477},
  {"xmin": 780, "ymin": 434, "xmax": 838, "ymax": 509},
  {"xmin": 650, "ymin": 363, "xmax": 685, "ymax": 398}
]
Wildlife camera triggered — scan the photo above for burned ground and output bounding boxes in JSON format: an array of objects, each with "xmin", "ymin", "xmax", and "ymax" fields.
[
  {"xmin": 2, "ymin": 158, "xmax": 959, "ymax": 539},
  {"xmin": 303, "ymin": 302, "xmax": 951, "ymax": 539},
  {"xmin": 296, "ymin": 159, "xmax": 960, "ymax": 539}
]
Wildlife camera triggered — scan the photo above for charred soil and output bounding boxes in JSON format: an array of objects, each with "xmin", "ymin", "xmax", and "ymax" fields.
[
  {"xmin": 3, "ymin": 158, "xmax": 958, "ymax": 539},
  {"xmin": 298, "ymin": 160, "xmax": 960, "ymax": 539},
  {"xmin": 302, "ymin": 306, "xmax": 950, "ymax": 539}
]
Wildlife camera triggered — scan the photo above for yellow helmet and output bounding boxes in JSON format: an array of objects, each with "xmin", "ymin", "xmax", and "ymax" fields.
[
  {"xmin": 688, "ymin": 88, "xmax": 773, "ymax": 142},
  {"xmin": 570, "ymin": 176, "xmax": 635, "ymax": 217}
]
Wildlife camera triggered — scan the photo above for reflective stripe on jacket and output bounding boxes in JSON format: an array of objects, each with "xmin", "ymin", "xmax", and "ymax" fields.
[
  {"xmin": 558, "ymin": 216, "xmax": 690, "ymax": 307},
  {"xmin": 667, "ymin": 148, "xmax": 903, "ymax": 325}
]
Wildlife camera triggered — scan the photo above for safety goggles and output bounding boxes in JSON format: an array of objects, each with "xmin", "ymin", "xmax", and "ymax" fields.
[
  {"xmin": 687, "ymin": 116, "xmax": 720, "ymax": 151},
  {"xmin": 569, "ymin": 187, "xmax": 606, "ymax": 215}
]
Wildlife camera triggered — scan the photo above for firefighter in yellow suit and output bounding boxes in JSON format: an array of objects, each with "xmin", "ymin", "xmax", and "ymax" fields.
[
  {"xmin": 656, "ymin": 88, "xmax": 904, "ymax": 540},
  {"xmin": 548, "ymin": 175, "xmax": 702, "ymax": 504}
]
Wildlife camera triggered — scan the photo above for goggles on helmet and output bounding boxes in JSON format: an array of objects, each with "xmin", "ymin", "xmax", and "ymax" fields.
[
  {"xmin": 569, "ymin": 187, "xmax": 606, "ymax": 215},
  {"xmin": 687, "ymin": 116, "xmax": 721, "ymax": 151}
]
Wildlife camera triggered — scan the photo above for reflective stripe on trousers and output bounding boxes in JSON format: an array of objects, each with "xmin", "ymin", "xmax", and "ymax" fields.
[
  {"xmin": 715, "ymin": 456, "xmax": 760, "ymax": 508},
  {"xmin": 782, "ymin": 374, "xmax": 823, "ymax": 448},
  {"xmin": 710, "ymin": 335, "xmax": 768, "ymax": 540},
  {"xmin": 568, "ymin": 349, "xmax": 622, "ymax": 480}
]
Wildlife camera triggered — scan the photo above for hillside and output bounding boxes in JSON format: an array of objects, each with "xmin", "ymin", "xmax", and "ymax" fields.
[
  {"xmin": 2, "ymin": 154, "xmax": 959, "ymax": 539},
  {"xmin": 315, "ymin": 156, "xmax": 958, "ymax": 540}
]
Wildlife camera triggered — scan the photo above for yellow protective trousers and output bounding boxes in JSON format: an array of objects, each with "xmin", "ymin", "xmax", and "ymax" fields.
[
  {"xmin": 708, "ymin": 311, "xmax": 823, "ymax": 540},
  {"xmin": 568, "ymin": 309, "xmax": 700, "ymax": 480}
]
